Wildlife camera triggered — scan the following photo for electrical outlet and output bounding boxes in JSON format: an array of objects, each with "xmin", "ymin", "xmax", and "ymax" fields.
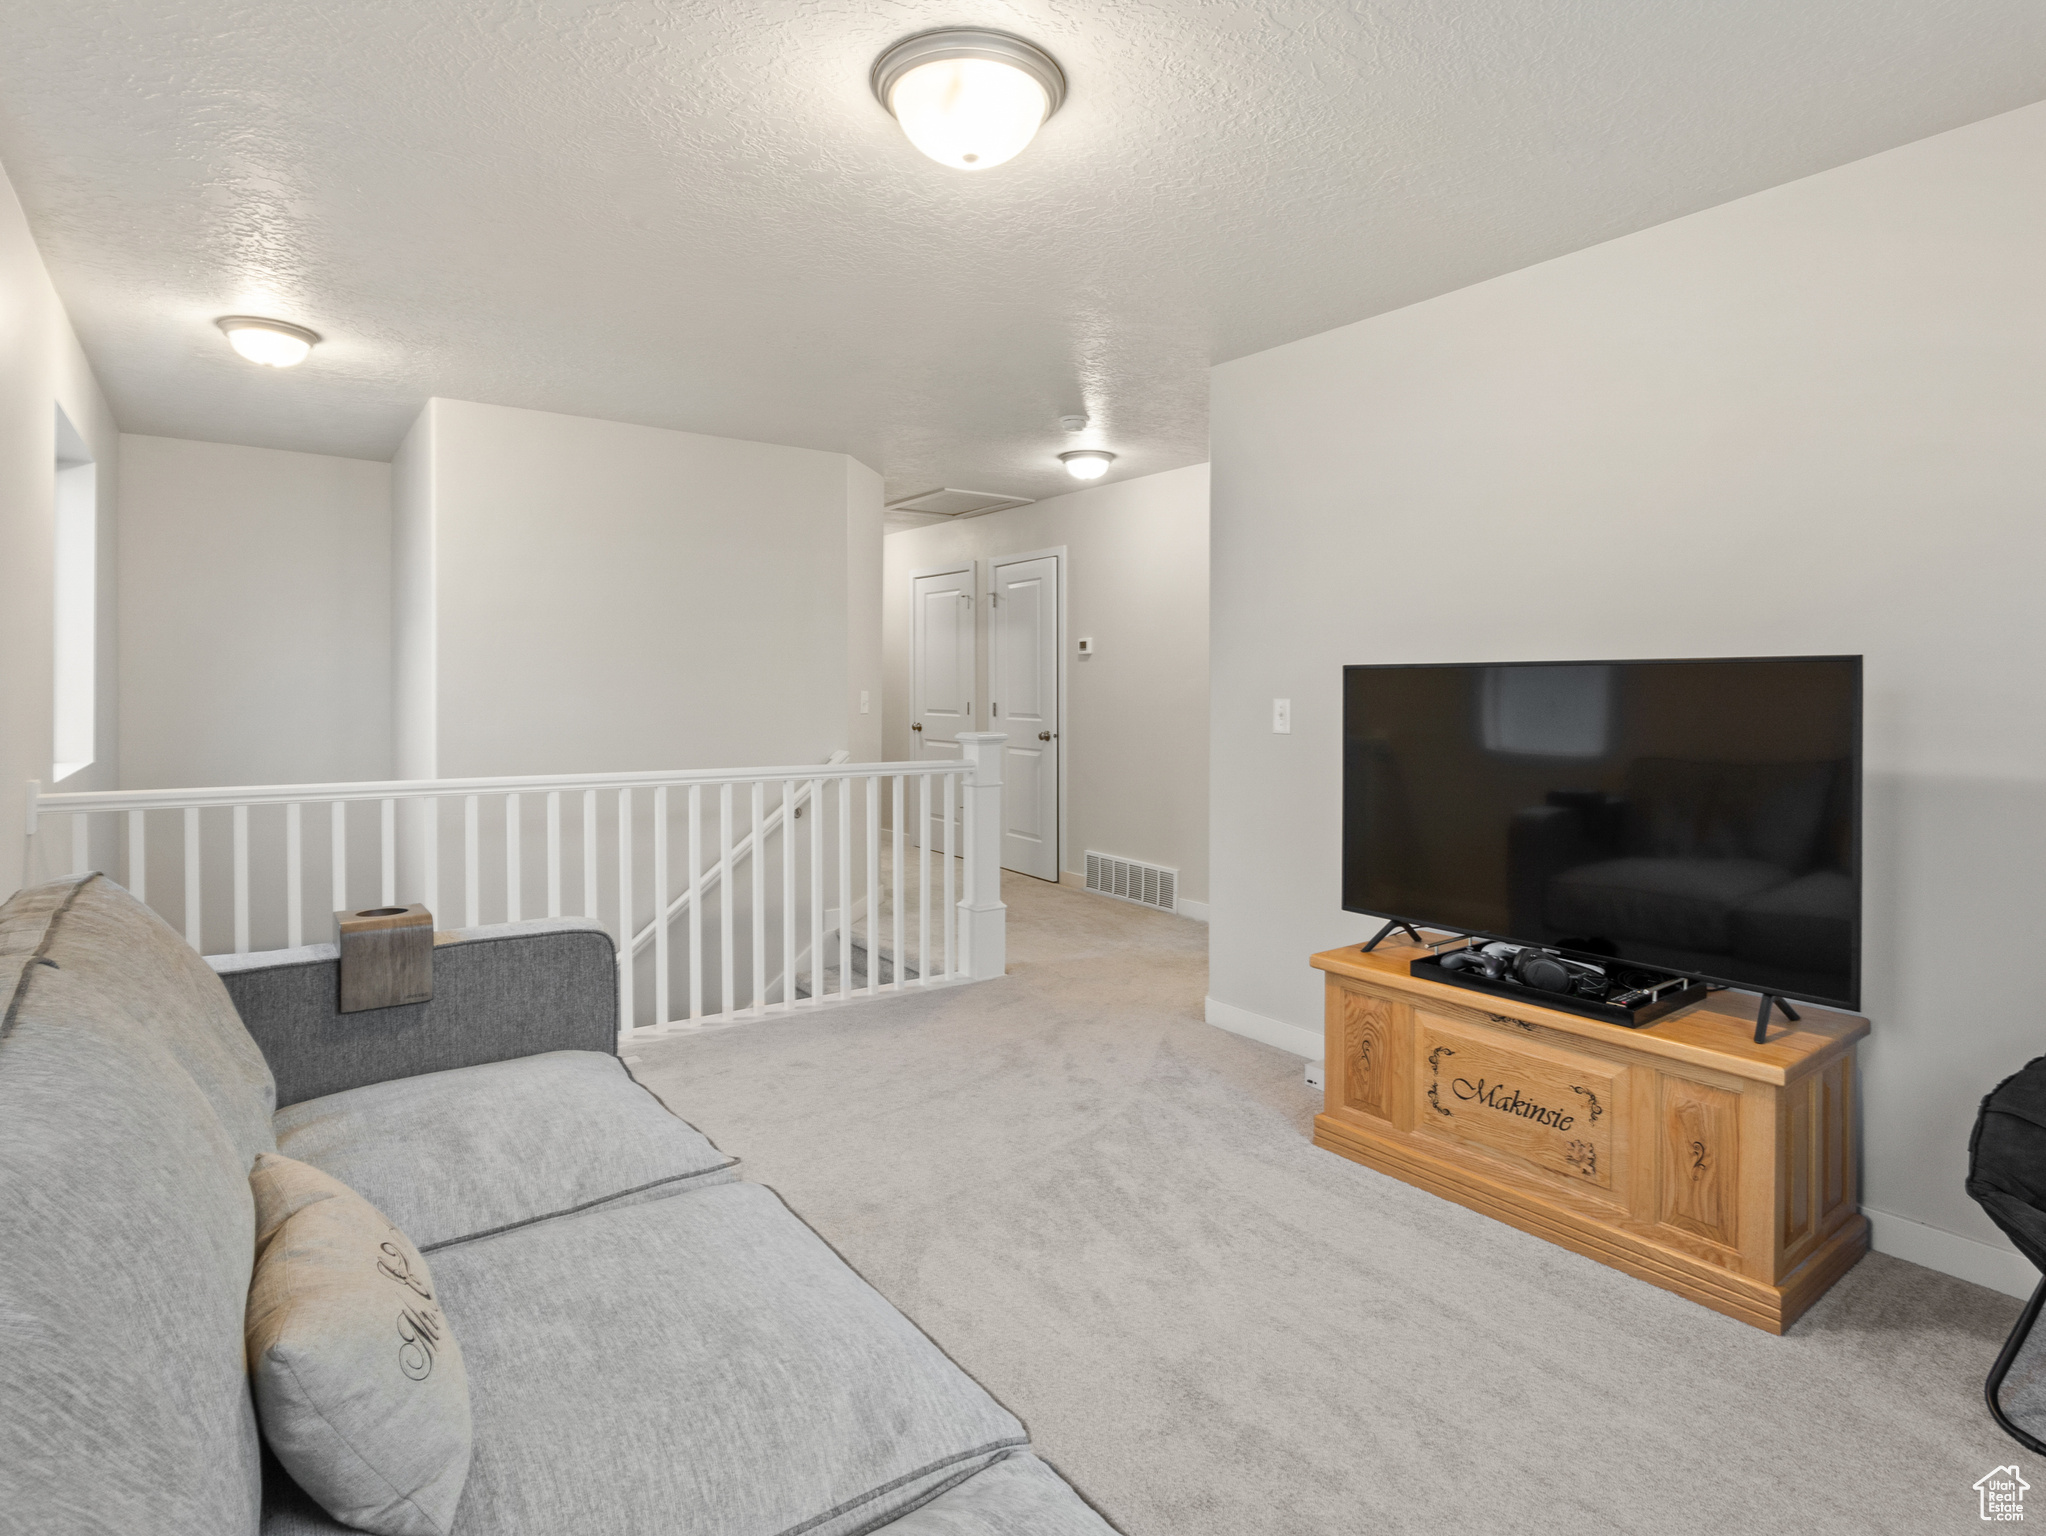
[
  {"xmin": 1272, "ymin": 698, "xmax": 1292, "ymax": 734},
  {"xmin": 859, "ymin": 690, "xmax": 870, "ymax": 714},
  {"xmin": 1305, "ymin": 1059, "xmax": 1324, "ymax": 1089}
]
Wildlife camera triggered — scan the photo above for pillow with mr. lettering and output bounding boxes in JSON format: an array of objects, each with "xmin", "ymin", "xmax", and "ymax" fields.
[{"xmin": 246, "ymin": 1153, "xmax": 472, "ymax": 1536}]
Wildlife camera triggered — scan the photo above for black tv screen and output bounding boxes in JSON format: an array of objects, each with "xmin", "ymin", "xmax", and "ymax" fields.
[{"xmin": 1342, "ymin": 657, "xmax": 1862, "ymax": 1009}]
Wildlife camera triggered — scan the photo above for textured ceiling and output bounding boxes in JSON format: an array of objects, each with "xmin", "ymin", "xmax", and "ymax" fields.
[{"xmin": 1, "ymin": 2, "xmax": 2043, "ymax": 502}]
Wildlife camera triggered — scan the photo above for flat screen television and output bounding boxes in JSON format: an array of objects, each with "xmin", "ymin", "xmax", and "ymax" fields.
[{"xmin": 1342, "ymin": 656, "xmax": 1862, "ymax": 1010}]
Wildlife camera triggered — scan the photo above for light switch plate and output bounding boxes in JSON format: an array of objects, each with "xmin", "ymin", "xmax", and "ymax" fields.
[
  {"xmin": 1077, "ymin": 637, "xmax": 1094, "ymax": 655},
  {"xmin": 1272, "ymin": 698, "xmax": 1292, "ymax": 734}
]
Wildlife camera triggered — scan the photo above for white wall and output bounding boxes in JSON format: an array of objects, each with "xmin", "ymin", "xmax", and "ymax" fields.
[
  {"xmin": 393, "ymin": 397, "xmax": 876, "ymax": 777},
  {"xmin": 845, "ymin": 458, "xmax": 885, "ymax": 764},
  {"xmin": 118, "ymin": 435, "xmax": 393, "ymax": 789},
  {"xmin": 883, "ymin": 464, "xmax": 1210, "ymax": 904},
  {"xmin": 390, "ymin": 405, "xmax": 436, "ymax": 780},
  {"xmin": 1, "ymin": 156, "xmax": 121, "ymax": 898},
  {"xmin": 1208, "ymin": 102, "xmax": 2046, "ymax": 1293}
]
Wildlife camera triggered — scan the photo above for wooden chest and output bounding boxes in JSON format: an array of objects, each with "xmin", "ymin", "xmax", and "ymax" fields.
[{"xmin": 1311, "ymin": 942, "xmax": 1868, "ymax": 1333}]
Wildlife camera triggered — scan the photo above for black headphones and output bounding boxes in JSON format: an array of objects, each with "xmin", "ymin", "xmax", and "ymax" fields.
[{"xmin": 1442, "ymin": 942, "xmax": 1606, "ymax": 998}]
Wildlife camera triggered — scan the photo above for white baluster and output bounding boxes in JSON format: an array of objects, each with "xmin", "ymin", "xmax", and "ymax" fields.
[
  {"xmin": 781, "ymin": 779, "xmax": 796, "ymax": 1011},
  {"xmin": 232, "ymin": 804, "xmax": 250, "ymax": 956},
  {"xmin": 331, "ymin": 800, "xmax": 347, "ymax": 919},
  {"xmin": 128, "ymin": 808, "xmax": 146, "ymax": 904},
  {"xmin": 423, "ymin": 797, "xmax": 439, "ymax": 919},
  {"xmin": 838, "ymin": 778, "xmax": 851, "ymax": 1001},
  {"xmin": 380, "ymin": 798, "xmax": 396, "ymax": 907},
  {"xmin": 865, "ymin": 775, "xmax": 880, "ymax": 997},
  {"xmin": 892, "ymin": 774, "xmax": 905, "ymax": 991},
  {"xmin": 919, "ymin": 774, "xmax": 931, "ymax": 986},
  {"xmin": 285, "ymin": 802, "xmax": 303, "ymax": 948},
  {"xmin": 582, "ymin": 789, "xmax": 598, "ymax": 918},
  {"xmin": 463, "ymin": 795, "xmax": 480, "ymax": 929},
  {"xmin": 617, "ymin": 787, "xmax": 634, "ymax": 1031},
  {"xmin": 504, "ymin": 792, "xmax": 521, "ymax": 923},
  {"xmin": 688, "ymin": 782, "xmax": 703, "ymax": 1023},
  {"xmin": 719, "ymin": 783, "xmax": 735, "ymax": 1021},
  {"xmin": 943, "ymin": 773, "xmax": 956, "ymax": 978},
  {"xmin": 654, "ymin": 785, "xmax": 670, "ymax": 1029},
  {"xmin": 546, "ymin": 791, "xmax": 562, "ymax": 918},
  {"xmin": 808, "ymin": 777, "xmax": 823, "ymax": 1006},
  {"xmin": 185, "ymin": 805, "xmax": 201, "ymax": 950},
  {"xmin": 751, "ymin": 780, "xmax": 766, "ymax": 1018}
]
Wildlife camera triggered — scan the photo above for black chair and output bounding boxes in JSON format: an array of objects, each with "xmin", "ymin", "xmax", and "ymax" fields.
[{"xmin": 1967, "ymin": 1056, "xmax": 2046, "ymax": 1453}]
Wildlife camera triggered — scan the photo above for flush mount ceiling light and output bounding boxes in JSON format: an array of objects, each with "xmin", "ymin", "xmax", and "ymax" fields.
[
  {"xmin": 872, "ymin": 29, "xmax": 1066, "ymax": 171},
  {"xmin": 1060, "ymin": 449, "xmax": 1115, "ymax": 480},
  {"xmin": 216, "ymin": 316, "xmax": 320, "ymax": 367}
]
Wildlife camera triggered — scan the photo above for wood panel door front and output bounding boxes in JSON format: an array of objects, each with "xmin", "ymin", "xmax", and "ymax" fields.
[
  {"xmin": 987, "ymin": 553, "xmax": 1060, "ymax": 882},
  {"xmin": 1412, "ymin": 1012, "xmax": 1625, "ymax": 1195},
  {"xmin": 910, "ymin": 565, "xmax": 974, "ymax": 847}
]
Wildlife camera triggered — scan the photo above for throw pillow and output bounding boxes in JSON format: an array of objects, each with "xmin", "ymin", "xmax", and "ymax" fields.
[{"xmin": 246, "ymin": 1153, "xmax": 473, "ymax": 1536}]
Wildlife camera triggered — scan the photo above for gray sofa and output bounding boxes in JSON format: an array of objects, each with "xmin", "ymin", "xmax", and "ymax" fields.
[{"xmin": 0, "ymin": 873, "xmax": 1116, "ymax": 1536}]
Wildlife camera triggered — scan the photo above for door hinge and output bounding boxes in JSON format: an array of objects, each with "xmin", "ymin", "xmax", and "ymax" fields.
[
  {"xmin": 992, "ymin": 702, "xmax": 998, "ymax": 717},
  {"xmin": 990, "ymin": 592, "xmax": 998, "ymax": 606}
]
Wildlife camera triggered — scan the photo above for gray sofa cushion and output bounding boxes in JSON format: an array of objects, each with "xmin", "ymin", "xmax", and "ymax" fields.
[
  {"xmin": 261, "ymin": 1182, "xmax": 1027, "ymax": 1536},
  {"xmin": 38, "ymin": 874, "xmax": 277, "ymax": 1163},
  {"xmin": 875, "ymin": 1452, "xmax": 1118, "ymax": 1534},
  {"xmin": 274, "ymin": 1050, "xmax": 738, "ymax": 1251},
  {"xmin": 214, "ymin": 920, "xmax": 619, "ymax": 1108},
  {"xmin": 0, "ymin": 951, "xmax": 263, "ymax": 1535}
]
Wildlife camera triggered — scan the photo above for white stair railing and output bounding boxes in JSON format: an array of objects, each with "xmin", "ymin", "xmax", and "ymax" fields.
[{"xmin": 25, "ymin": 735, "xmax": 1008, "ymax": 1039}]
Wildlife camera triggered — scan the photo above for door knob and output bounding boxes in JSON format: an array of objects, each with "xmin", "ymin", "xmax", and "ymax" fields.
[
  {"xmin": 912, "ymin": 722, "xmax": 922, "ymax": 732},
  {"xmin": 1038, "ymin": 731, "xmax": 1052, "ymax": 741}
]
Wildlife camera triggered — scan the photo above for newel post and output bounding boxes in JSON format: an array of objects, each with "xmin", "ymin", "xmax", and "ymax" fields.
[{"xmin": 955, "ymin": 733, "xmax": 1007, "ymax": 981}]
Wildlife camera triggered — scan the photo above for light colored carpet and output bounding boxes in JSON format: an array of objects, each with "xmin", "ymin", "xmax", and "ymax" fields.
[{"xmin": 628, "ymin": 875, "xmax": 2028, "ymax": 1535}]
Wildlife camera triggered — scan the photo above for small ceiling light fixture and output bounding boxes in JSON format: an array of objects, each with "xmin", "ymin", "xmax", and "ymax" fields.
[
  {"xmin": 216, "ymin": 316, "xmax": 320, "ymax": 368},
  {"xmin": 872, "ymin": 29, "xmax": 1066, "ymax": 171},
  {"xmin": 1060, "ymin": 449, "xmax": 1115, "ymax": 480}
]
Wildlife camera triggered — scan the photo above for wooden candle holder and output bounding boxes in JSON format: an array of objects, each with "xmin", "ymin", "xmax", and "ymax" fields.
[{"xmin": 335, "ymin": 904, "xmax": 435, "ymax": 1013}]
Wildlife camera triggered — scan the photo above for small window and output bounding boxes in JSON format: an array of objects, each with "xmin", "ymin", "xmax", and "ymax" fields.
[{"xmin": 52, "ymin": 405, "xmax": 95, "ymax": 782}]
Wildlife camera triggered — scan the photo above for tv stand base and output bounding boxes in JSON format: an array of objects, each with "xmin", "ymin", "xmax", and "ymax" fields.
[
  {"xmin": 1361, "ymin": 917, "xmax": 1424, "ymax": 952},
  {"xmin": 1311, "ymin": 941, "xmax": 1870, "ymax": 1333},
  {"xmin": 1755, "ymin": 993, "xmax": 1802, "ymax": 1045}
]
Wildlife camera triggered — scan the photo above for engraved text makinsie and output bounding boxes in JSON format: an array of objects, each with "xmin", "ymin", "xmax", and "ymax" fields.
[{"xmin": 1449, "ymin": 1076, "xmax": 1577, "ymax": 1131}]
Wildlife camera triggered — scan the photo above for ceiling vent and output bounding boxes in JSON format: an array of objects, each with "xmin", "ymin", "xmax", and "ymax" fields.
[{"xmin": 885, "ymin": 487, "xmax": 1033, "ymax": 518}]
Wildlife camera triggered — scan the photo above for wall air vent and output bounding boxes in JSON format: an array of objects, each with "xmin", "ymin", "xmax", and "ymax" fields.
[{"xmin": 1084, "ymin": 850, "xmax": 1178, "ymax": 914}]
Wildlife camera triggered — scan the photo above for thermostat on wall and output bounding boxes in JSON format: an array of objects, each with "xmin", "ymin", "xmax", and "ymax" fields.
[{"xmin": 1077, "ymin": 637, "xmax": 1094, "ymax": 655}]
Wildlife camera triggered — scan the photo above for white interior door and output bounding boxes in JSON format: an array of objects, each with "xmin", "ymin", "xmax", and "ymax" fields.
[
  {"xmin": 910, "ymin": 565, "xmax": 974, "ymax": 846},
  {"xmin": 988, "ymin": 554, "xmax": 1059, "ymax": 882}
]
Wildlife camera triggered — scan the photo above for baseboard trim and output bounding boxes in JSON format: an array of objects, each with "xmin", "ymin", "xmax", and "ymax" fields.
[
  {"xmin": 1175, "ymin": 897, "xmax": 1209, "ymax": 923},
  {"xmin": 1204, "ymin": 996, "xmax": 1320, "ymax": 1059},
  {"xmin": 1864, "ymin": 1206, "xmax": 2038, "ymax": 1300}
]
